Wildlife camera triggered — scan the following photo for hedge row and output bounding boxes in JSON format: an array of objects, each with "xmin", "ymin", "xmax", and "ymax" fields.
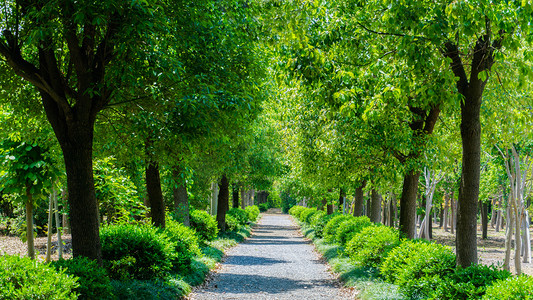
[
  {"xmin": 289, "ymin": 205, "xmax": 533, "ymax": 300},
  {"xmin": 0, "ymin": 206, "xmax": 261, "ymax": 299}
]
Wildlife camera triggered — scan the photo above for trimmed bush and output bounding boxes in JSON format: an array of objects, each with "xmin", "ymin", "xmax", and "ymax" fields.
[
  {"xmin": 51, "ymin": 257, "xmax": 113, "ymax": 300},
  {"xmin": 323, "ymin": 214, "xmax": 352, "ymax": 243},
  {"xmin": 309, "ymin": 210, "xmax": 326, "ymax": 227},
  {"xmin": 288, "ymin": 205, "xmax": 306, "ymax": 218},
  {"xmin": 245, "ymin": 205, "xmax": 260, "ymax": 221},
  {"xmin": 164, "ymin": 218, "xmax": 202, "ymax": 273},
  {"xmin": 225, "ymin": 214, "xmax": 241, "ymax": 231},
  {"xmin": 312, "ymin": 212, "xmax": 339, "ymax": 238},
  {"xmin": 258, "ymin": 203, "xmax": 269, "ymax": 212},
  {"xmin": 483, "ymin": 274, "xmax": 533, "ymax": 300},
  {"xmin": 227, "ymin": 207, "xmax": 248, "ymax": 226},
  {"xmin": 335, "ymin": 216, "xmax": 372, "ymax": 246},
  {"xmin": 380, "ymin": 239, "xmax": 456, "ymax": 298},
  {"xmin": 0, "ymin": 255, "xmax": 78, "ymax": 299},
  {"xmin": 345, "ymin": 225, "xmax": 399, "ymax": 268},
  {"xmin": 431, "ymin": 264, "xmax": 511, "ymax": 299},
  {"xmin": 100, "ymin": 224, "xmax": 176, "ymax": 280},
  {"xmin": 299, "ymin": 207, "xmax": 318, "ymax": 224},
  {"xmin": 190, "ymin": 209, "xmax": 219, "ymax": 242}
]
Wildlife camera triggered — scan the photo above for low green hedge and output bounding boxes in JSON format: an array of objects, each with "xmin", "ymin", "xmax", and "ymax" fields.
[
  {"xmin": 190, "ymin": 209, "xmax": 219, "ymax": 242},
  {"xmin": 227, "ymin": 208, "xmax": 248, "ymax": 226},
  {"xmin": 164, "ymin": 218, "xmax": 202, "ymax": 273},
  {"xmin": 335, "ymin": 216, "xmax": 372, "ymax": 246},
  {"xmin": 312, "ymin": 212, "xmax": 339, "ymax": 238},
  {"xmin": 323, "ymin": 215, "xmax": 352, "ymax": 243},
  {"xmin": 431, "ymin": 264, "xmax": 511, "ymax": 299},
  {"xmin": 482, "ymin": 274, "xmax": 533, "ymax": 300},
  {"xmin": 245, "ymin": 205, "xmax": 260, "ymax": 221},
  {"xmin": 0, "ymin": 255, "xmax": 78, "ymax": 300},
  {"xmin": 51, "ymin": 257, "xmax": 113, "ymax": 300},
  {"xmin": 380, "ymin": 239, "xmax": 456, "ymax": 299},
  {"xmin": 345, "ymin": 225, "xmax": 399, "ymax": 268},
  {"xmin": 100, "ymin": 223, "xmax": 176, "ymax": 280},
  {"xmin": 299, "ymin": 207, "xmax": 318, "ymax": 223}
]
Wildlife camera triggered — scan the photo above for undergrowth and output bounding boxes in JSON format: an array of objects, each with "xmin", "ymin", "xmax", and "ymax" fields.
[{"xmin": 301, "ymin": 224, "xmax": 404, "ymax": 300}]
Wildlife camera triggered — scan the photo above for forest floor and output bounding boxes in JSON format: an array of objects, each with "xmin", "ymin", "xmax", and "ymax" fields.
[
  {"xmin": 188, "ymin": 210, "xmax": 354, "ymax": 299},
  {"xmin": 431, "ymin": 222, "xmax": 533, "ymax": 275},
  {"xmin": 0, "ymin": 233, "xmax": 72, "ymax": 261}
]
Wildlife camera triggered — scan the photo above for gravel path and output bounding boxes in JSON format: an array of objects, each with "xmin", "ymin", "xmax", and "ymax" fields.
[{"xmin": 189, "ymin": 212, "xmax": 346, "ymax": 299}]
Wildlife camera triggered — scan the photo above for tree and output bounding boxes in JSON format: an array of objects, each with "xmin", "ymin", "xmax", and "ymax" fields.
[
  {"xmin": 0, "ymin": 140, "xmax": 57, "ymax": 259},
  {"xmin": 0, "ymin": 0, "xmax": 184, "ymax": 261}
]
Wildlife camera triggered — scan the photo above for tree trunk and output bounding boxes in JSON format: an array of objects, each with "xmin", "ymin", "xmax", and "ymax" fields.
[
  {"xmin": 503, "ymin": 204, "xmax": 513, "ymax": 271},
  {"xmin": 61, "ymin": 131, "xmax": 101, "ymax": 262},
  {"xmin": 232, "ymin": 185, "xmax": 240, "ymax": 208},
  {"xmin": 46, "ymin": 191, "xmax": 54, "ymax": 262},
  {"xmin": 339, "ymin": 188, "xmax": 345, "ymax": 214},
  {"xmin": 216, "ymin": 174, "xmax": 229, "ymax": 231},
  {"xmin": 145, "ymin": 157, "xmax": 165, "ymax": 228},
  {"xmin": 211, "ymin": 182, "xmax": 219, "ymax": 215},
  {"xmin": 240, "ymin": 188, "xmax": 246, "ymax": 209},
  {"xmin": 327, "ymin": 203, "xmax": 334, "ymax": 215},
  {"xmin": 522, "ymin": 209, "xmax": 531, "ymax": 263},
  {"xmin": 172, "ymin": 167, "xmax": 190, "ymax": 227},
  {"xmin": 25, "ymin": 187, "xmax": 35, "ymax": 260},
  {"xmin": 399, "ymin": 171, "xmax": 420, "ymax": 239},
  {"xmin": 370, "ymin": 189, "xmax": 381, "ymax": 223},
  {"xmin": 53, "ymin": 188, "xmax": 63, "ymax": 259},
  {"xmin": 481, "ymin": 201, "xmax": 488, "ymax": 239},
  {"xmin": 450, "ymin": 191, "xmax": 456, "ymax": 234},
  {"xmin": 353, "ymin": 181, "xmax": 366, "ymax": 216},
  {"xmin": 389, "ymin": 194, "xmax": 395, "ymax": 227}
]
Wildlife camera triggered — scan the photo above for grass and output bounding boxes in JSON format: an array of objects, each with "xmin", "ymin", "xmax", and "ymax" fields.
[{"xmin": 301, "ymin": 224, "xmax": 405, "ymax": 300}]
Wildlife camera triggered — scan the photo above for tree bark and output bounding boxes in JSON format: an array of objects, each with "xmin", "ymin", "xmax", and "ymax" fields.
[
  {"xmin": 327, "ymin": 203, "xmax": 334, "ymax": 215},
  {"xmin": 370, "ymin": 189, "xmax": 381, "ymax": 223},
  {"xmin": 232, "ymin": 184, "xmax": 240, "ymax": 208},
  {"xmin": 216, "ymin": 174, "xmax": 229, "ymax": 231},
  {"xmin": 399, "ymin": 171, "xmax": 421, "ymax": 238},
  {"xmin": 25, "ymin": 187, "xmax": 35, "ymax": 260},
  {"xmin": 172, "ymin": 167, "xmax": 189, "ymax": 226},
  {"xmin": 389, "ymin": 194, "xmax": 395, "ymax": 227},
  {"xmin": 145, "ymin": 147, "xmax": 165, "ymax": 228},
  {"xmin": 353, "ymin": 181, "xmax": 366, "ymax": 216},
  {"xmin": 481, "ymin": 201, "xmax": 488, "ymax": 239},
  {"xmin": 61, "ymin": 129, "xmax": 102, "ymax": 262}
]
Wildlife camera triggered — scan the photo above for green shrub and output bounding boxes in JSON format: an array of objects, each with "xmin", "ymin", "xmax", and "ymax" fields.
[
  {"xmin": 227, "ymin": 207, "xmax": 248, "ymax": 226},
  {"xmin": 245, "ymin": 205, "xmax": 260, "ymax": 221},
  {"xmin": 309, "ymin": 210, "xmax": 326, "ymax": 227},
  {"xmin": 51, "ymin": 257, "xmax": 113, "ymax": 300},
  {"xmin": 483, "ymin": 274, "xmax": 533, "ymax": 300},
  {"xmin": 345, "ymin": 225, "xmax": 399, "ymax": 268},
  {"xmin": 190, "ymin": 209, "xmax": 219, "ymax": 242},
  {"xmin": 431, "ymin": 264, "xmax": 511, "ymax": 299},
  {"xmin": 100, "ymin": 224, "xmax": 176, "ymax": 280},
  {"xmin": 299, "ymin": 207, "xmax": 318, "ymax": 224},
  {"xmin": 164, "ymin": 218, "xmax": 202, "ymax": 273},
  {"xmin": 258, "ymin": 203, "xmax": 269, "ymax": 212},
  {"xmin": 335, "ymin": 216, "xmax": 372, "ymax": 246},
  {"xmin": 111, "ymin": 277, "xmax": 189, "ymax": 300},
  {"xmin": 225, "ymin": 214, "xmax": 241, "ymax": 231},
  {"xmin": 380, "ymin": 239, "xmax": 456, "ymax": 299},
  {"xmin": 312, "ymin": 212, "xmax": 339, "ymax": 238},
  {"xmin": 0, "ymin": 255, "xmax": 78, "ymax": 300},
  {"xmin": 288, "ymin": 205, "xmax": 306, "ymax": 218},
  {"xmin": 323, "ymin": 214, "xmax": 352, "ymax": 243}
]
